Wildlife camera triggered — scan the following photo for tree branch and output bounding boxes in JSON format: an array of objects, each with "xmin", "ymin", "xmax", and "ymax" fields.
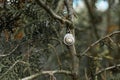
[
  {"xmin": 48, "ymin": 44, "xmax": 62, "ymax": 69},
  {"xmin": 95, "ymin": 64, "xmax": 120, "ymax": 75},
  {"xmin": 64, "ymin": 0, "xmax": 79, "ymax": 80},
  {"xmin": 81, "ymin": 31, "xmax": 120, "ymax": 56},
  {"xmin": 21, "ymin": 70, "xmax": 72, "ymax": 80},
  {"xmin": 35, "ymin": 0, "xmax": 73, "ymax": 28}
]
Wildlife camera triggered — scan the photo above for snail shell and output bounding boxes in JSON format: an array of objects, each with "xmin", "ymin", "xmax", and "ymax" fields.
[{"xmin": 64, "ymin": 33, "xmax": 75, "ymax": 45}]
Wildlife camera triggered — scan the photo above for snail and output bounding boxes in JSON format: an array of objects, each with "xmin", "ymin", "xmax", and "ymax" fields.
[{"xmin": 64, "ymin": 33, "xmax": 75, "ymax": 45}]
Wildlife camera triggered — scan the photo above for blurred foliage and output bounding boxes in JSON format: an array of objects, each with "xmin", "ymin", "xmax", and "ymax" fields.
[{"xmin": 0, "ymin": 0, "xmax": 120, "ymax": 80}]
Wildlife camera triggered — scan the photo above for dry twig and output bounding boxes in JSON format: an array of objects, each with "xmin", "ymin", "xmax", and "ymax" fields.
[
  {"xmin": 0, "ymin": 44, "xmax": 19, "ymax": 57},
  {"xmin": 95, "ymin": 64, "xmax": 120, "ymax": 75},
  {"xmin": 21, "ymin": 70, "xmax": 71, "ymax": 80},
  {"xmin": 48, "ymin": 44, "xmax": 62, "ymax": 69},
  {"xmin": 81, "ymin": 31, "xmax": 120, "ymax": 56}
]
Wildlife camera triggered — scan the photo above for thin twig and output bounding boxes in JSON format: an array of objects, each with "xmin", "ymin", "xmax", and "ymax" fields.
[
  {"xmin": 107, "ymin": 36, "xmax": 114, "ymax": 43},
  {"xmin": 0, "ymin": 44, "xmax": 19, "ymax": 57},
  {"xmin": 0, "ymin": 60, "xmax": 29, "ymax": 79},
  {"xmin": 21, "ymin": 70, "xmax": 71, "ymax": 80},
  {"xmin": 81, "ymin": 31, "xmax": 120, "ymax": 56},
  {"xmin": 48, "ymin": 44, "xmax": 62, "ymax": 69},
  {"xmin": 51, "ymin": 37, "xmax": 64, "ymax": 52},
  {"xmin": 95, "ymin": 64, "xmax": 120, "ymax": 75}
]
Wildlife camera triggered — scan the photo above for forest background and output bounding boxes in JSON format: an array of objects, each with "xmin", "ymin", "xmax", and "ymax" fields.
[{"xmin": 0, "ymin": 0, "xmax": 120, "ymax": 80}]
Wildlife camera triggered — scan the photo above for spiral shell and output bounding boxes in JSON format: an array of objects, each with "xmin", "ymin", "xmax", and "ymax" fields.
[{"xmin": 64, "ymin": 33, "xmax": 75, "ymax": 45}]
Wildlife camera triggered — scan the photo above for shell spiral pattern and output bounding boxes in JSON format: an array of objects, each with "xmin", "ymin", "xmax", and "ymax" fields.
[{"xmin": 64, "ymin": 33, "xmax": 75, "ymax": 45}]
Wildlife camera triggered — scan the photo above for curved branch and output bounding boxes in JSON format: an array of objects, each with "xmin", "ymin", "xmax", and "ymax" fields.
[
  {"xmin": 21, "ymin": 70, "xmax": 72, "ymax": 80},
  {"xmin": 48, "ymin": 44, "xmax": 62, "ymax": 69},
  {"xmin": 95, "ymin": 64, "xmax": 120, "ymax": 75},
  {"xmin": 35, "ymin": 0, "xmax": 73, "ymax": 28},
  {"xmin": 81, "ymin": 31, "xmax": 120, "ymax": 56}
]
